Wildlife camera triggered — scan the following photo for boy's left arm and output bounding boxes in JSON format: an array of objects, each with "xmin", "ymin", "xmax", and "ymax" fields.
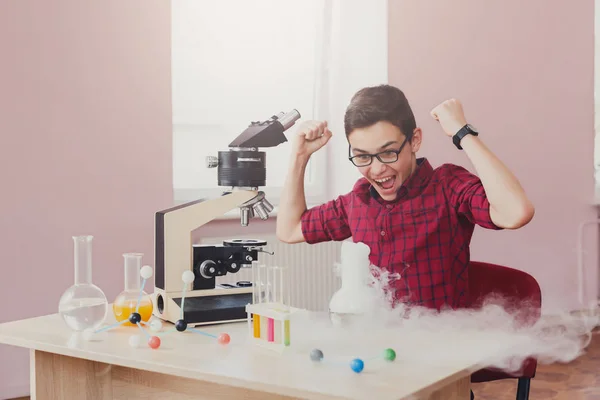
[{"xmin": 431, "ymin": 99, "xmax": 535, "ymax": 229}]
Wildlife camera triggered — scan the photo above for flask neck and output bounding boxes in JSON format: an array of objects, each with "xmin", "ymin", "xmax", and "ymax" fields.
[
  {"xmin": 123, "ymin": 253, "xmax": 143, "ymax": 291},
  {"xmin": 73, "ymin": 235, "xmax": 94, "ymax": 285},
  {"xmin": 339, "ymin": 259, "xmax": 371, "ymax": 288}
]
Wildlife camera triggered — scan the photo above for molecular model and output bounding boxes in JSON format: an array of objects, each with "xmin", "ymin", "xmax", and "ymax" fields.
[
  {"xmin": 92, "ymin": 266, "xmax": 230, "ymax": 349},
  {"xmin": 309, "ymin": 347, "xmax": 397, "ymax": 373}
]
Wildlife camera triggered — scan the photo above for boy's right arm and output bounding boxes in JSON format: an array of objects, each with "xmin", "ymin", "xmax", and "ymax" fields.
[{"xmin": 276, "ymin": 120, "xmax": 332, "ymax": 243}]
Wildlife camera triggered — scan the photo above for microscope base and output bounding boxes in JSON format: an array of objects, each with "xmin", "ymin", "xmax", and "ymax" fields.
[
  {"xmin": 152, "ymin": 288, "xmax": 253, "ymax": 326},
  {"xmin": 174, "ymin": 293, "xmax": 252, "ymax": 326}
]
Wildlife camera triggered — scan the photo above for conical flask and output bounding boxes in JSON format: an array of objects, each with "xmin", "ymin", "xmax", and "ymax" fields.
[
  {"xmin": 112, "ymin": 253, "xmax": 153, "ymax": 326},
  {"xmin": 329, "ymin": 241, "xmax": 379, "ymax": 325},
  {"xmin": 58, "ymin": 235, "xmax": 109, "ymax": 331}
]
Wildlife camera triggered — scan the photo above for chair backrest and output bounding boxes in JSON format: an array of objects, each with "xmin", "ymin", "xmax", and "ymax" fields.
[{"xmin": 469, "ymin": 261, "xmax": 542, "ymax": 326}]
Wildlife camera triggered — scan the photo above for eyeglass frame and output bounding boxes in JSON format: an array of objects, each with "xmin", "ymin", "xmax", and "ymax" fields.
[{"xmin": 347, "ymin": 136, "xmax": 410, "ymax": 167}]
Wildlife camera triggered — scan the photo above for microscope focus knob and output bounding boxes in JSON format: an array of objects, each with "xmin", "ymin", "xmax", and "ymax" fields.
[
  {"xmin": 226, "ymin": 262, "xmax": 241, "ymax": 274},
  {"xmin": 199, "ymin": 260, "xmax": 217, "ymax": 279},
  {"xmin": 206, "ymin": 156, "xmax": 219, "ymax": 168}
]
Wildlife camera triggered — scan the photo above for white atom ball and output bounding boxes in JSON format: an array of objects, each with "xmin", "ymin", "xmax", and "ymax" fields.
[
  {"xmin": 140, "ymin": 265, "xmax": 153, "ymax": 280},
  {"xmin": 182, "ymin": 270, "xmax": 195, "ymax": 284},
  {"xmin": 149, "ymin": 319, "xmax": 163, "ymax": 332},
  {"xmin": 128, "ymin": 335, "xmax": 141, "ymax": 348}
]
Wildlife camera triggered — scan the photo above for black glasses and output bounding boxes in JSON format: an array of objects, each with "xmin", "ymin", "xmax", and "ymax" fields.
[{"xmin": 348, "ymin": 137, "xmax": 409, "ymax": 167}]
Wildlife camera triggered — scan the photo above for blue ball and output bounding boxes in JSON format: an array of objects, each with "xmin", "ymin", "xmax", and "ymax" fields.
[{"xmin": 350, "ymin": 358, "xmax": 364, "ymax": 373}]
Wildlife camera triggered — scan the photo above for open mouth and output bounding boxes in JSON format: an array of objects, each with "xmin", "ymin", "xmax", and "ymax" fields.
[{"xmin": 374, "ymin": 176, "xmax": 396, "ymax": 190}]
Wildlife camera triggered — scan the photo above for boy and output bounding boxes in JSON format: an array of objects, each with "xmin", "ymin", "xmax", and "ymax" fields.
[{"xmin": 276, "ymin": 84, "xmax": 534, "ymax": 311}]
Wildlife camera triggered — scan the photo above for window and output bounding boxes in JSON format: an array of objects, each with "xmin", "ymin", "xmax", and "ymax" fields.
[{"xmin": 171, "ymin": 0, "xmax": 328, "ymax": 206}]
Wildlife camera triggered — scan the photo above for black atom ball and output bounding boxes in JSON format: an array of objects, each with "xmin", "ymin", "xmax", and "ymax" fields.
[
  {"xmin": 128, "ymin": 312, "xmax": 142, "ymax": 324},
  {"xmin": 175, "ymin": 319, "xmax": 188, "ymax": 332}
]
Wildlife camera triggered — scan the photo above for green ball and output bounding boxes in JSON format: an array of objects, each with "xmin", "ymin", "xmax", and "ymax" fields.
[{"xmin": 383, "ymin": 348, "xmax": 396, "ymax": 361}]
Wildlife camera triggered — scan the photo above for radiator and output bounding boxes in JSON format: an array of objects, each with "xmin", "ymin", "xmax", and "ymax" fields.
[{"xmin": 200, "ymin": 236, "xmax": 343, "ymax": 312}]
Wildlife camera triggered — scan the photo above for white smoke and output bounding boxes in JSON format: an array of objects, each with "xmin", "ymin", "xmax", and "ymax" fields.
[{"xmin": 290, "ymin": 240, "xmax": 599, "ymax": 375}]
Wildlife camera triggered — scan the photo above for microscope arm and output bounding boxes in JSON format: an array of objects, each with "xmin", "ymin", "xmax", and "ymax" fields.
[
  {"xmin": 155, "ymin": 190, "xmax": 258, "ymax": 293},
  {"xmin": 151, "ymin": 109, "xmax": 300, "ymax": 325}
]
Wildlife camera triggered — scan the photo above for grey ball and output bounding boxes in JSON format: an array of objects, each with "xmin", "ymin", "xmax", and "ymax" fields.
[{"xmin": 310, "ymin": 349, "xmax": 324, "ymax": 362}]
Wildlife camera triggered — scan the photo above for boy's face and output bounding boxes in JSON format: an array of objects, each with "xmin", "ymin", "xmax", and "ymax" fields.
[{"xmin": 348, "ymin": 121, "xmax": 422, "ymax": 201}]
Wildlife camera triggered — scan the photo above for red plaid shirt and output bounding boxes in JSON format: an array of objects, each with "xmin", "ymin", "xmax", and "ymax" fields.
[{"xmin": 301, "ymin": 158, "xmax": 502, "ymax": 310}]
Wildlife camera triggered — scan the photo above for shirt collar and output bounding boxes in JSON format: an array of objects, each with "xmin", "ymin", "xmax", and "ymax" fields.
[{"xmin": 352, "ymin": 157, "xmax": 434, "ymax": 205}]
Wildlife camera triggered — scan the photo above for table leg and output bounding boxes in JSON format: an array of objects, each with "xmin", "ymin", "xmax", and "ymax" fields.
[
  {"xmin": 29, "ymin": 350, "xmax": 296, "ymax": 400},
  {"xmin": 30, "ymin": 349, "xmax": 113, "ymax": 399}
]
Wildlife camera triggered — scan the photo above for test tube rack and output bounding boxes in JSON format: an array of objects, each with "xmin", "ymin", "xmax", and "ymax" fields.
[{"xmin": 245, "ymin": 263, "xmax": 300, "ymax": 352}]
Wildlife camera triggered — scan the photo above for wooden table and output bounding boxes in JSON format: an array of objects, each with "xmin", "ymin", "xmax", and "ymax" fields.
[{"xmin": 0, "ymin": 310, "xmax": 513, "ymax": 399}]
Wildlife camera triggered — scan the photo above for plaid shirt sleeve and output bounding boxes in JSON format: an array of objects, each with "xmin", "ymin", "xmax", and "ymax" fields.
[
  {"xmin": 445, "ymin": 164, "xmax": 503, "ymax": 230},
  {"xmin": 300, "ymin": 195, "xmax": 352, "ymax": 243}
]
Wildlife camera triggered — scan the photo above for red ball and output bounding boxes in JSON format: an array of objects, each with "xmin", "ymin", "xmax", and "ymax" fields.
[
  {"xmin": 148, "ymin": 336, "xmax": 161, "ymax": 349},
  {"xmin": 217, "ymin": 333, "xmax": 230, "ymax": 345}
]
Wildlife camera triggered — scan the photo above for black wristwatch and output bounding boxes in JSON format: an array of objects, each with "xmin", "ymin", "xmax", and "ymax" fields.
[{"xmin": 452, "ymin": 124, "xmax": 479, "ymax": 150}]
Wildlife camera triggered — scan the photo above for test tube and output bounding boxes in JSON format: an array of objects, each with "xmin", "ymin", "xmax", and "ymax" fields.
[
  {"xmin": 255, "ymin": 263, "xmax": 268, "ymax": 304},
  {"xmin": 265, "ymin": 267, "xmax": 275, "ymax": 303},
  {"xmin": 266, "ymin": 266, "xmax": 290, "ymax": 307},
  {"xmin": 267, "ymin": 266, "xmax": 276, "ymax": 304},
  {"xmin": 251, "ymin": 261, "xmax": 259, "ymax": 304},
  {"xmin": 279, "ymin": 266, "xmax": 290, "ymax": 307}
]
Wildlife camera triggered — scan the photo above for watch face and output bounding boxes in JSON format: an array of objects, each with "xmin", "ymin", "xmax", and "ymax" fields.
[{"xmin": 467, "ymin": 124, "xmax": 478, "ymax": 133}]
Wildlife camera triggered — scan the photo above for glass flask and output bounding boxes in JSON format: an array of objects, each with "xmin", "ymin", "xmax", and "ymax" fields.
[
  {"xmin": 112, "ymin": 253, "xmax": 153, "ymax": 326},
  {"xmin": 58, "ymin": 235, "xmax": 109, "ymax": 331},
  {"xmin": 329, "ymin": 241, "xmax": 379, "ymax": 325}
]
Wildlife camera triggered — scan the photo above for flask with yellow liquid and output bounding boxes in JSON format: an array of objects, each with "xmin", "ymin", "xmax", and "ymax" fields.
[{"xmin": 113, "ymin": 253, "xmax": 153, "ymax": 325}]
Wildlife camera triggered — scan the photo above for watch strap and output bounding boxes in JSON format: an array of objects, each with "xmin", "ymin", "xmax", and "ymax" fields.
[{"xmin": 452, "ymin": 124, "xmax": 478, "ymax": 150}]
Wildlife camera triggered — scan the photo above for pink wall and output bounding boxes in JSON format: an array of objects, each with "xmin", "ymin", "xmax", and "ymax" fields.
[
  {"xmin": 388, "ymin": 0, "xmax": 597, "ymax": 312},
  {"xmin": 0, "ymin": 1, "xmax": 172, "ymax": 397},
  {"xmin": 0, "ymin": 0, "xmax": 596, "ymax": 397}
]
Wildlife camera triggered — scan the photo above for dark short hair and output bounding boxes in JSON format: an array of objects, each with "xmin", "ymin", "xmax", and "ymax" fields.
[{"xmin": 344, "ymin": 85, "xmax": 416, "ymax": 140}]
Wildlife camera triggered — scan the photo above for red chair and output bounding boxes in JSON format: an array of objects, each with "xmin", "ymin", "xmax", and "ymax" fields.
[{"xmin": 468, "ymin": 261, "xmax": 542, "ymax": 400}]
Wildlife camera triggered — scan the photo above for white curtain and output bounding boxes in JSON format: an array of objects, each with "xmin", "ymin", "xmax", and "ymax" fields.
[
  {"xmin": 315, "ymin": 0, "xmax": 389, "ymax": 200},
  {"xmin": 171, "ymin": 0, "xmax": 388, "ymax": 205}
]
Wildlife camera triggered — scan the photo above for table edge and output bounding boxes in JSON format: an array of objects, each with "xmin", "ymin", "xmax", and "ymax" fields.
[{"xmin": 0, "ymin": 333, "xmax": 355, "ymax": 400}]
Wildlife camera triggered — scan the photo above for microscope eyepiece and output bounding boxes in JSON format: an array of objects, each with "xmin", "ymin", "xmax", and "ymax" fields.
[{"xmin": 277, "ymin": 109, "xmax": 301, "ymax": 130}]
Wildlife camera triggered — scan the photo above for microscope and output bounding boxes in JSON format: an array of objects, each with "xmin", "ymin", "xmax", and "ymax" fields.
[{"xmin": 152, "ymin": 110, "xmax": 301, "ymax": 326}]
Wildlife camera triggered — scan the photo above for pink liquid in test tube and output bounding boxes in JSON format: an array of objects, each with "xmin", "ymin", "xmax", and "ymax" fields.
[{"xmin": 267, "ymin": 318, "xmax": 274, "ymax": 342}]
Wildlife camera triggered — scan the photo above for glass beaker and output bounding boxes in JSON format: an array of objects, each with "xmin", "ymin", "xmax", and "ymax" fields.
[
  {"xmin": 58, "ymin": 235, "xmax": 109, "ymax": 331},
  {"xmin": 112, "ymin": 253, "xmax": 153, "ymax": 326}
]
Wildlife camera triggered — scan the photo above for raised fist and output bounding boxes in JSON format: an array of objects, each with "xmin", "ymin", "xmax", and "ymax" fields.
[
  {"xmin": 291, "ymin": 120, "xmax": 333, "ymax": 158},
  {"xmin": 430, "ymin": 98, "xmax": 468, "ymax": 137}
]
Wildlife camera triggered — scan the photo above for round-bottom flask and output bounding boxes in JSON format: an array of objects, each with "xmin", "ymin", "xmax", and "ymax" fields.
[
  {"xmin": 113, "ymin": 253, "xmax": 153, "ymax": 326},
  {"xmin": 58, "ymin": 236, "xmax": 108, "ymax": 331}
]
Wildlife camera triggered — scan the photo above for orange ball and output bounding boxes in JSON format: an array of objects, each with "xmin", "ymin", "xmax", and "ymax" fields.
[
  {"xmin": 148, "ymin": 336, "xmax": 161, "ymax": 349},
  {"xmin": 218, "ymin": 333, "xmax": 230, "ymax": 345}
]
